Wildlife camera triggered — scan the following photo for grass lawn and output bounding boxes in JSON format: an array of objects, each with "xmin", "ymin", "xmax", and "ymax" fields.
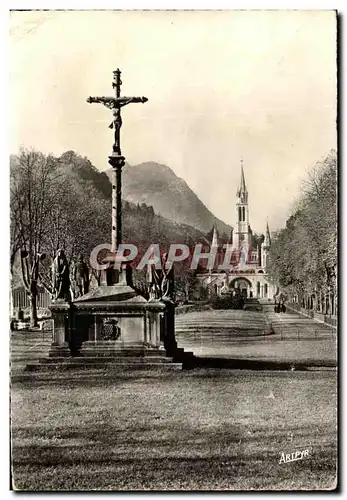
[{"xmin": 11, "ymin": 369, "xmax": 337, "ymax": 491}]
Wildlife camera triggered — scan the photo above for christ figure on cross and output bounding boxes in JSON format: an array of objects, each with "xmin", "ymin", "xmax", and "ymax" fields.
[{"xmin": 86, "ymin": 95, "xmax": 148, "ymax": 155}]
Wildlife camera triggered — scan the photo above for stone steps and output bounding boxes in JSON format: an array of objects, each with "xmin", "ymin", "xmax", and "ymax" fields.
[
  {"xmin": 32, "ymin": 355, "xmax": 175, "ymax": 364},
  {"xmin": 176, "ymin": 334, "xmax": 272, "ymax": 343},
  {"xmin": 270, "ymin": 320, "xmax": 334, "ymax": 327},
  {"xmin": 272, "ymin": 329, "xmax": 334, "ymax": 333},
  {"xmin": 11, "ymin": 341, "xmax": 52, "ymax": 349},
  {"xmin": 11, "ymin": 355, "xmax": 50, "ymax": 362},
  {"xmin": 20, "ymin": 346, "xmax": 192, "ymax": 373},
  {"xmin": 79, "ymin": 345, "xmax": 170, "ymax": 358},
  {"xmin": 175, "ymin": 311, "xmax": 270, "ymax": 344},
  {"xmin": 271, "ymin": 323, "xmax": 334, "ymax": 331},
  {"xmin": 270, "ymin": 324, "xmax": 335, "ymax": 333},
  {"xmin": 270, "ymin": 322, "xmax": 334, "ymax": 327}
]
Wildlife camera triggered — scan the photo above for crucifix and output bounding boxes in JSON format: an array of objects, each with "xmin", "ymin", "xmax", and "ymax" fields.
[{"xmin": 87, "ymin": 69, "xmax": 148, "ymax": 260}]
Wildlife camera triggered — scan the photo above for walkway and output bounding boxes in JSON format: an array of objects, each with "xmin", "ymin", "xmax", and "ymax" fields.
[{"xmin": 175, "ymin": 307, "xmax": 337, "ymax": 366}]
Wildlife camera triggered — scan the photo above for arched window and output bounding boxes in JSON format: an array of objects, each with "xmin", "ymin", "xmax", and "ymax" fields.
[
  {"xmin": 238, "ymin": 207, "xmax": 242, "ymax": 222},
  {"xmin": 242, "ymin": 207, "xmax": 245, "ymax": 221},
  {"xmin": 264, "ymin": 284, "xmax": 268, "ymax": 297}
]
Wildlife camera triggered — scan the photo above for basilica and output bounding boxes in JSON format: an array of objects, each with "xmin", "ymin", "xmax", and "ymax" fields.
[{"xmin": 197, "ymin": 162, "xmax": 277, "ymax": 300}]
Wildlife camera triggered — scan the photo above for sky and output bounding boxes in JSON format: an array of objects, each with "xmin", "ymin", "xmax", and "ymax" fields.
[{"xmin": 9, "ymin": 10, "xmax": 337, "ymax": 233}]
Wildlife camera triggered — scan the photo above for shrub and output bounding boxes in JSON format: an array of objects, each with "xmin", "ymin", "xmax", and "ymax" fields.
[{"xmin": 211, "ymin": 293, "xmax": 244, "ymax": 310}]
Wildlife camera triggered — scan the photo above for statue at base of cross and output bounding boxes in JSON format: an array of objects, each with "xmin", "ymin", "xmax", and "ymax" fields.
[
  {"xmin": 52, "ymin": 249, "xmax": 71, "ymax": 302},
  {"xmin": 147, "ymin": 253, "xmax": 176, "ymax": 304}
]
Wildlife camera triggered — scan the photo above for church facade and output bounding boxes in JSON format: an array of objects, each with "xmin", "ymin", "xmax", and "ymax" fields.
[{"xmin": 197, "ymin": 162, "xmax": 277, "ymax": 300}]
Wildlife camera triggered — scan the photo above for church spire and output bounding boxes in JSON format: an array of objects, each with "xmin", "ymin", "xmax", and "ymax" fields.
[
  {"xmin": 240, "ymin": 159, "xmax": 246, "ymax": 193},
  {"xmin": 264, "ymin": 218, "xmax": 271, "ymax": 247},
  {"xmin": 211, "ymin": 225, "xmax": 218, "ymax": 247},
  {"xmin": 237, "ymin": 159, "xmax": 248, "ymax": 203}
]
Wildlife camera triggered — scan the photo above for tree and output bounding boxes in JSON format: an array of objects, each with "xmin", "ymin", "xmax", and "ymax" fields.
[
  {"xmin": 10, "ymin": 149, "xmax": 111, "ymax": 325},
  {"xmin": 175, "ymin": 267, "xmax": 200, "ymax": 302},
  {"xmin": 10, "ymin": 149, "xmax": 57, "ymax": 326},
  {"xmin": 267, "ymin": 150, "xmax": 337, "ymax": 314}
]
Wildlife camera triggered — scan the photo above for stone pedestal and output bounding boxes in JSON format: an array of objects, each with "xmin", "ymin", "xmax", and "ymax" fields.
[
  {"xmin": 76, "ymin": 298, "xmax": 166, "ymax": 357},
  {"xmin": 49, "ymin": 284, "xmax": 168, "ymax": 359},
  {"xmin": 49, "ymin": 301, "xmax": 71, "ymax": 357}
]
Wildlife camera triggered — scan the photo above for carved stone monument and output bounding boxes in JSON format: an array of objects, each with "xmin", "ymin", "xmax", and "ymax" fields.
[
  {"xmin": 147, "ymin": 252, "xmax": 177, "ymax": 356},
  {"xmin": 49, "ymin": 249, "xmax": 71, "ymax": 357},
  {"xmin": 48, "ymin": 70, "xmax": 184, "ymax": 368}
]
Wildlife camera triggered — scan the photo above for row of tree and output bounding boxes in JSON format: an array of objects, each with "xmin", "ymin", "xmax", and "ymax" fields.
[
  {"xmin": 10, "ymin": 149, "xmax": 111, "ymax": 325},
  {"xmin": 267, "ymin": 150, "xmax": 337, "ymax": 316}
]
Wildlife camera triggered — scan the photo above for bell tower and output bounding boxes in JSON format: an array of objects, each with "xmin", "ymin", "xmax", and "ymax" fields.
[{"xmin": 232, "ymin": 160, "xmax": 252, "ymax": 250}]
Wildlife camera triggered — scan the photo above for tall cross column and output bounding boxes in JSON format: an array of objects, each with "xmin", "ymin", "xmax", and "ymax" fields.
[
  {"xmin": 87, "ymin": 69, "xmax": 148, "ymax": 284},
  {"xmin": 111, "ymin": 157, "xmax": 123, "ymax": 253}
]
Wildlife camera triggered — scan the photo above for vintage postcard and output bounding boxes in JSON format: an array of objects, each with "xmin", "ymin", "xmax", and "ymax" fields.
[{"xmin": 9, "ymin": 10, "xmax": 337, "ymax": 491}]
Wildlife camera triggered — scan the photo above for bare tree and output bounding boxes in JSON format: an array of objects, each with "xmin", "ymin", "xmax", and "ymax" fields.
[
  {"xmin": 10, "ymin": 149, "xmax": 57, "ymax": 326},
  {"xmin": 267, "ymin": 150, "xmax": 337, "ymax": 314},
  {"xmin": 10, "ymin": 149, "xmax": 111, "ymax": 324}
]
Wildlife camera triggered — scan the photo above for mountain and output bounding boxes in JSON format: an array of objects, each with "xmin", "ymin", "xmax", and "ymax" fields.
[
  {"xmin": 60, "ymin": 150, "xmax": 112, "ymax": 199},
  {"xmin": 57, "ymin": 151, "xmax": 207, "ymax": 247},
  {"xmin": 106, "ymin": 162, "xmax": 232, "ymax": 237}
]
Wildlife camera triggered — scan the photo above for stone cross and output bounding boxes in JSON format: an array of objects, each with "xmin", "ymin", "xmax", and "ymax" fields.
[{"xmin": 87, "ymin": 69, "xmax": 148, "ymax": 253}]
